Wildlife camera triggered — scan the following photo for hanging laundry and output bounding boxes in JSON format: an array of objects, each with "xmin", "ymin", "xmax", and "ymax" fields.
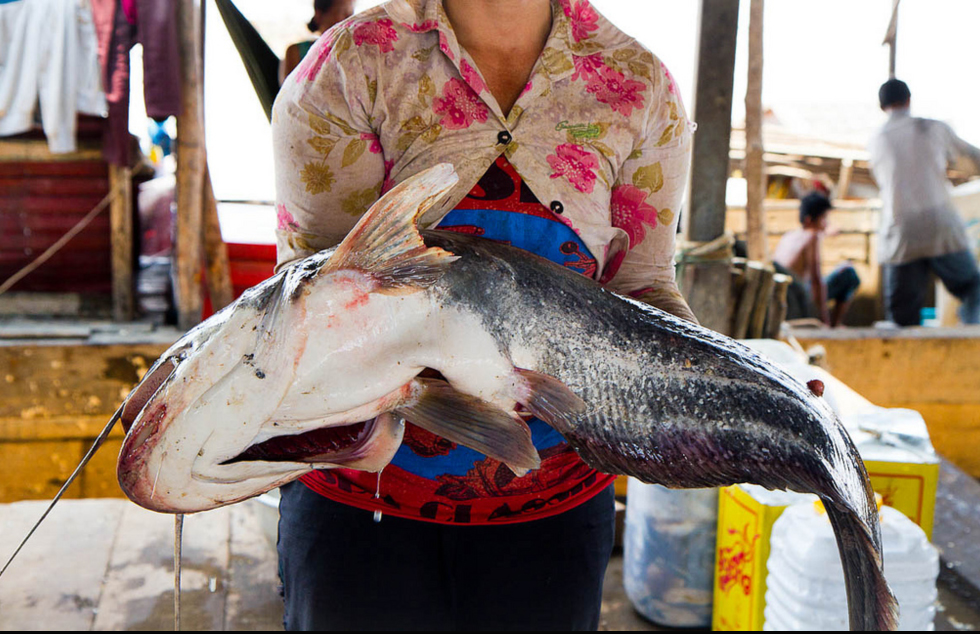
[
  {"xmin": 0, "ymin": 0, "xmax": 108, "ymax": 153},
  {"xmin": 90, "ymin": 0, "xmax": 181, "ymax": 166}
]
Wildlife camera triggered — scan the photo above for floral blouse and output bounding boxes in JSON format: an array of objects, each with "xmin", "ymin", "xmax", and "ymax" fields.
[{"xmin": 272, "ymin": 0, "xmax": 695, "ymax": 319}]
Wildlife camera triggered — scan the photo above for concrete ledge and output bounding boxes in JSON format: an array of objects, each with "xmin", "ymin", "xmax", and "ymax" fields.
[
  {"xmin": 0, "ymin": 328, "xmax": 175, "ymax": 503},
  {"xmin": 796, "ymin": 327, "xmax": 980, "ymax": 477}
]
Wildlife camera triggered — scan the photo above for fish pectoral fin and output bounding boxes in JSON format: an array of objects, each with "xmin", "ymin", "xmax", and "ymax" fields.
[
  {"xmin": 323, "ymin": 164, "xmax": 460, "ymax": 292},
  {"xmin": 394, "ymin": 378, "xmax": 540, "ymax": 476},
  {"xmin": 514, "ymin": 368, "xmax": 587, "ymax": 433}
]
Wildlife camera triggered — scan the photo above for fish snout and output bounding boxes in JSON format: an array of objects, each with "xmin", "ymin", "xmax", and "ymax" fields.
[
  {"xmin": 116, "ymin": 395, "xmax": 174, "ymax": 507},
  {"xmin": 120, "ymin": 356, "xmax": 181, "ymax": 433}
]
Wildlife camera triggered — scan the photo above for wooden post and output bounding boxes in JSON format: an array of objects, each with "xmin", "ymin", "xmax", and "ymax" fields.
[
  {"xmin": 837, "ymin": 157, "xmax": 854, "ymax": 200},
  {"xmin": 174, "ymin": 0, "xmax": 206, "ymax": 330},
  {"xmin": 748, "ymin": 264, "xmax": 775, "ymax": 338},
  {"xmin": 203, "ymin": 167, "xmax": 234, "ymax": 312},
  {"xmin": 108, "ymin": 165, "xmax": 134, "ymax": 322},
  {"xmin": 681, "ymin": 0, "xmax": 741, "ymax": 335},
  {"xmin": 196, "ymin": 0, "xmax": 234, "ymax": 313},
  {"xmin": 883, "ymin": 0, "xmax": 900, "ymax": 78},
  {"xmin": 732, "ymin": 261, "xmax": 763, "ymax": 339},
  {"xmin": 686, "ymin": 0, "xmax": 741, "ymax": 245},
  {"xmin": 765, "ymin": 272, "xmax": 792, "ymax": 338},
  {"xmin": 744, "ymin": 0, "xmax": 767, "ymax": 263}
]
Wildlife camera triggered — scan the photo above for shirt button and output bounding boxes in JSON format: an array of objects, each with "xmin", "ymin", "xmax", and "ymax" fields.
[
  {"xmin": 497, "ymin": 130, "xmax": 512, "ymax": 145},
  {"xmin": 550, "ymin": 200, "xmax": 564, "ymax": 215}
]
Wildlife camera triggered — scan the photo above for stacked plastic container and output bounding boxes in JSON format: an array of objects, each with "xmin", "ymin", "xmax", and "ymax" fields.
[
  {"xmin": 623, "ymin": 484, "xmax": 717, "ymax": 627},
  {"xmin": 764, "ymin": 503, "xmax": 939, "ymax": 631}
]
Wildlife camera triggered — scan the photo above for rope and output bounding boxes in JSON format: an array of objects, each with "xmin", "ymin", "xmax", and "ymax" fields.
[
  {"xmin": 674, "ymin": 232, "xmax": 736, "ymax": 297},
  {"xmin": 675, "ymin": 232, "xmax": 736, "ymax": 266},
  {"xmin": 0, "ymin": 185, "xmax": 121, "ymax": 297},
  {"xmin": 174, "ymin": 514, "xmax": 184, "ymax": 631}
]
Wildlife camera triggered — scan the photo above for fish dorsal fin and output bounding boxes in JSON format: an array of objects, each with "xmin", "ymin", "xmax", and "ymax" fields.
[{"xmin": 323, "ymin": 163, "xmax": 460, "ymax": 291}]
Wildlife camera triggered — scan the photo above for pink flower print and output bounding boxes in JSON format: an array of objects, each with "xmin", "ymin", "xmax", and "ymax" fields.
[
  {"xmin": 547, "ymin": 144, "xmax": 599, "ymax": 194},
  {"xmin": 661, "ymin": 61, "xmax": 677, "ymax": 94},
  {"xmin": 598, "ymin": 248, "xmax": 626, "ymax": 285},
  {"xmin": 522, "ymin": 81, "xmax": 533, "ymax": 96},
  {"xmin": 571, "ymin": 53, "xmax": 604, "ymax": 82},
  {"xmin": 564, "ymin": 0, "xmax": 599, "ymax": 42},
  {"xmin": 353, "ymin": 18, "xmax": 399, "ymax": 53},
  {"xmin": 460, "ymin": 59, "xmax": 487, "ymax": 94},
  {"xmin": 588, "ymin": 64, "xmax": 646, "ymax": 116},
  {"xmin": 611, "ymin": 184, "xmax": 659, "ymax": 246},
  {"xmin": 432, "ymin": 78, "xmax": 489, "ymax": 130},
  {"xmin": 402, "ymin": 19, "xmax": 437, "ymax": 33},
  {"xmin": 296, "ymin": 32, "xmax": 336, "ymax": 83},
  {"xmin": 360, "ymin": 132, "xmax": 382, "ymax": 154},
  {"xmin": 277, "ymin": 204, "xmax": 298, "ymax": 232},
  {"xmin": 381, "ymin": 159, "xmax": 396, "ymax": 194},
  {"xmin": 438, "ymin": 30, "xmax": 456, "ymax": 61}
]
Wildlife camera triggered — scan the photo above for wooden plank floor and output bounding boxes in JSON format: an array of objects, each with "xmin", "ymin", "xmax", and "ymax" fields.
[
  {"xmin": 2, "ymin": 495, "xmax": 978, "ymax": 631},
  {"xmin": 0, "ymin": 497, "xmax": 662, "ymax": 632},
  {"xmin": 0, "ymin": 499, "xmax": 282, "ymax": 631}
]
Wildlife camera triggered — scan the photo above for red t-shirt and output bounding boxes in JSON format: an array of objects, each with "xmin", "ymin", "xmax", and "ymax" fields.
[{"xmin": 299, "ymin": 156, "xmax": 615, "ymax": 524}]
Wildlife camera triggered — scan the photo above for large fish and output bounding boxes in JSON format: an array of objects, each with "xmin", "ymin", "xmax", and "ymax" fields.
[{"xmin": 115, "ymin": 164, "xmax": 897, "ymax": 630}]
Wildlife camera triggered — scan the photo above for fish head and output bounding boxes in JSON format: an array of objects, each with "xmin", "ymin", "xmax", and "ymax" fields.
[
  {"xmin": 116, "ymin": 164, "xmax": 463, "ymax": 513},
  {"xmin": 114, "ymin": 283, "xmax": 321, "ymax": 512}
]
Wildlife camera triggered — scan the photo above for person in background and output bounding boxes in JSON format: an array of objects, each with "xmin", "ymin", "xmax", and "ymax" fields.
[
  {"xmin": 773, "ymin": 192, "xmax": 860, "ymax": 327},
  {"xmin": 279, "ymin": 0, "xmax": 355, "ymax": 84},
  {"xmin": 271, "ymin": 0, "xmax": 696, "ymax": 629},
  {"xmin": 868, "ymin": 78, "xmax": 980, "ymax": 326}
]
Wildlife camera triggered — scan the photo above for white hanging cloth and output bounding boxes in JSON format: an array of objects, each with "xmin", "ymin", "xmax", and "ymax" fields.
[{"xmin": 0, "ymin": 0, "xmax": 108, "ymax": 153}]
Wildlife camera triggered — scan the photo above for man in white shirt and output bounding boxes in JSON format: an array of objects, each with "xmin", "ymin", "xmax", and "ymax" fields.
[{"xmin": 868, "ymin": 79, "xmax": 980, "ymax": 326}]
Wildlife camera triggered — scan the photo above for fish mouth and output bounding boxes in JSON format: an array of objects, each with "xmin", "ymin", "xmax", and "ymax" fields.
[{"xmin": 220, "ymin": 418, "xmax": 379, "ymax": 465}]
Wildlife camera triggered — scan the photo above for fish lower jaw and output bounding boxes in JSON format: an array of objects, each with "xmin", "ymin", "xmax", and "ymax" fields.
[
  {"xmin": 221, "ymin": 419, "xmax": 373, "ymax": 465},
  {"xmin": 218, "ymin": 416, "xmax": 391, "ymax": 468}
]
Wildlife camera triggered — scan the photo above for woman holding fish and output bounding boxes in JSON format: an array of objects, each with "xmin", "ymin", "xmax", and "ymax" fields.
[{"xmin": 272, "ymin": 0, "xmax": 695, "ymax": 628}]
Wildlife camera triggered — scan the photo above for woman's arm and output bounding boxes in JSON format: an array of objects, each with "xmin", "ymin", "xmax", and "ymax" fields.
[
  {"xmin": 272, "ymin": 27, "xmax": 385, "ymax": 272},
  {"xmin": 807, "ymin": 233, "xmax": 830, "ymax": 324},
  {"xmin": 603, "ymin": 59, "xmax": 696, "ymax": 324}
]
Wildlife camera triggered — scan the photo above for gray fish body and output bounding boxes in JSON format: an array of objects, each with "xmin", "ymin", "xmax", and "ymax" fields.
[
  {"xmin": 423, "ymin": 229, "xmax": 893, "ymax": 631},
  {"xmin": 428, "ymin": 229, "xmax": 860, "ymax": 493}
]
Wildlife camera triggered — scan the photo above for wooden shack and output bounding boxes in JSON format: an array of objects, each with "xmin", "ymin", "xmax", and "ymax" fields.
[{"xmin": 0, "ymin": 119, "xmax": 118, "ymax": 312}]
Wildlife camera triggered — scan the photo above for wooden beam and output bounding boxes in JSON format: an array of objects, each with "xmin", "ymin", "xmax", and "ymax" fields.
[
  {"xmin": 203, "ymin": 166, "xmax": 234, "ymax": 311},
  {"xmin": 732, "ymin": 261, "xmax": 763, "ymax": 339},
  {"xmin": 0, "ymin": 140, "xmax": 102, "ymax": 162},
  {"xmin": 678, "ymin": 262, "xmax": 736, "ymax": 335},
  {"xmin": 108, "ymin": 166, "xmax": 134, "ymax": 322},
  {"xmin": 744, "ymin": 0, "xmax": 767, "ymax": 263},
  {"xmin": 685, "ymin": 0, "xmax": 741, "ymax": 243},
  {"xmin": 884, "ymin": 0, "xmax": 900, "ymax": 78},
  {"xmin": 174, "ymin": 0, "xmax": 206, "ymax": 330},
  {"xmin": 747, "ymin": 262, "xmax": 774, "ymax": 338},
  {"xmin": 837, "ymin": 157, "xmax": 854, "ymax": 199},
  {"xmin": 680, "ymin": 0, "xmax": 740, "ymax": 334},
  {"xmin": 765, "ymin": 272, "xmax": 792, "ymax": 338}
]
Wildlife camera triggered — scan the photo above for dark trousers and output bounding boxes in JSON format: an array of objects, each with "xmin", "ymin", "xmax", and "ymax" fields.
[
  {"xmin": 883, "ymin": 250, "xmax": 980, "ymax": 326},
  {"xmin": 777, "ymin": 261, "xmax": 861, "ymax": 321},
  {"xmin": 277, "ymin": 481, "xmax": 616, "ymax": 631}
]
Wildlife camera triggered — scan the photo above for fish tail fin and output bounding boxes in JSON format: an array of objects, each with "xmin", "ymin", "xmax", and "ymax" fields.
[{"xmin": 823, "ymin": 499, "xmax": 900, "ymax": 631}]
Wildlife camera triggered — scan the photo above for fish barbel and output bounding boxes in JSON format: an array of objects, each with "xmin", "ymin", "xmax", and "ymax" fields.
[{"xmin": 114, "ymin": 163, "xmax": 897, "ymax": 630}]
